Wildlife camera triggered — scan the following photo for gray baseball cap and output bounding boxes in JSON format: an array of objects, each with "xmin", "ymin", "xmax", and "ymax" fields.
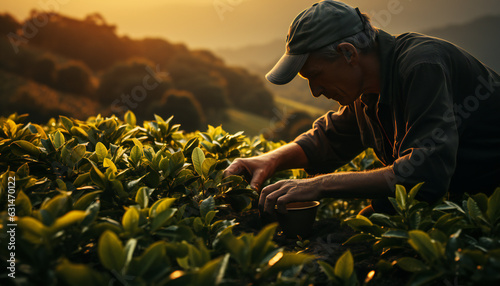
[{"xmin": 266, "ymin": 0, "xmax": 365, "ymax": 85}]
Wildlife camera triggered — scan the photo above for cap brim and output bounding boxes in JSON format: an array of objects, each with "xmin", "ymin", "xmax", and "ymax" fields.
[{"xmin": 265, "ymin": 53, "xmax": 309, "ymax": 85}]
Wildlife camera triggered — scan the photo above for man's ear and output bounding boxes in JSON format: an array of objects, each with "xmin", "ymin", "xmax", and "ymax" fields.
[{"xmin": 337, "ymin": 43, "xmax": 358, "ymax": 64}]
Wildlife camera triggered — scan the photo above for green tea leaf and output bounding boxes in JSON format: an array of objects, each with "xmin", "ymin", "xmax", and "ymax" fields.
[
  {"xmin": 200, "ymin": 196, "xmax": 215, "ymax": 218},
  {"xmin": 150, "ymin": 197, "xmax": 176, "ymax": 217},
  {"xmin": 124, "ymin": 110, "xmax": 136, "ymax": 126},
  {"xmin": 95, "ymin": 142, "xmax": 107, "ymax": 162},
  {"xmin": 41, "ymin": 194, "xmax": 71, "ymax": 219},
  {"xmin": 122, "ymin": 207, "xmax": 140, "ymax": 235},
  {"xmin": 192, "ymin": 147, "xmax": 205, "ymax": 176},
  {"xmin": 53, "ymin": 130, "xmax": 65, "ymax": 149},
  {"xmin": 263, "ymin": 252, "xmax": 314, "ymax": 280},
  {"xmin": 56, "ymin": 259, "xmax": 105, "ymax": 286},
  {"xmin": 135, "ymin": 187, "xmax": 151, "ymax": 209},
  {"xmin": 183, "ymin": 137, "xmax": 199, "ymax": 156},
  {"xmin": 202, "ymin": 158, "xmax": 217, "ymax": 178},
  {"xmin": 343, "ymin": 233, "xmax": 375, "ymax": 244},
  {"xmin": 122, "ymin": 238, "xmax": 137, "ymax": 274},
  {"xmin": 73, "ymin": 191, "xmax": 102, "ymax": 210},
  {"xmin": 487, "ymin": 188, "xmax": 500, "ymax": 223},
  {"xmin": 396, "ymin": 257, "xmax": 427, "ymax": 272},
  {"xmin": 98, "ymin": 230, "xmax": 124, "ymax": 271},
  {"xmin": 156, "ymin": 225, "xmax": 195, "ymax": 242},
  {"xmin": 252, "ymin": 223, "xmax": 277, "ymax": 263},
  {"xmin": 382, "ymin": 229, "xmax": 409, "ymax": 239},
  {"xmin": 136, "ymin": 241, "xmax": 165, "ymax": 276},
  {"xmin": 218, "ymin": 230, "xmax": 246, "ymax": 266},
  {"xmin": 193, "ymin": 217, "xmax": 204, "ymax": 233},
  {"xmin": 334, "ymin": 250, "xmax": 354, "ymax": 281},
  {"xmin": 395, "ymin": 184, "xmax": 407, "ymax": 211},
  {"xmin": 60, "ymin": 116, "xmax": 74, "ymax": 131},
  {"xmin": 151, "ymin": 208, "xmax": 177, "ymax": 232},
  {"xmin": 467, "ymin": 197, "xmax": 483, "ymax": 222},
  {"xmin": 90, "ymin": 164, "xmax": 106, "ymax": 189},
  {"xmin": 169, "ymin": 151, "xmax": 185, "ymax": 175},
  {"xmin": 50, "ymin": 210, "xmax": 87, "ymax": 233},
  {"xmin": 67, "ymin": 144, "xmax": 86, "ymax": 167},
  {"xmin": 103, "ymin": 158, "xmax": 117, "ymax": 173},
  {"xmin": 3, "ymin": 119, "xmax": 17, "ymax": 137},
  {"xmin": 318, "ymin": 260, "xmax": 337, "ymax": 281},
  {"xmin": 16, "ymin": 190, "xmax": 32, "ymax": 216},
  {"xmin": 18, "ymin": 217, "xmax": 47, "ymax": 244},
  {"xmin": 205, "ymin": 210, "xmax": 217, "ymax": 225},
  {"xmin": 73, "ymin": 172, "xmax": 90, "ymax": 187},
  {"xmin": 71, "ymin": 126, "xmax": 89, "ymax": 139},
  {"xmin": 408, "ymin": 182, "xmax": 424, "ymax": 203},
  {"xmin": 10, "ymin": 140, "xmax": 41, "ymax": 158},
  {"xmin": 408, "ymin": 230, "xmax": 442, "ymax": 262},
  {"xmin": 130, "ymin": 145, "xmax": 143, "ymax": 167}
]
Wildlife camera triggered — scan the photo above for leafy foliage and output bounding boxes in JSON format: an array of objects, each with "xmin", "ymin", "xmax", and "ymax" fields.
[
  {"xmin": 344, "ymin": 184, "xmax": 500, "ymax": 285},
  {"xmin": 0, "ymin": 112, "xmax": 334, "ymax": 285},
  {"xmin": 1, "ymin": 111, "xmax": 499, "ymax": 285}
]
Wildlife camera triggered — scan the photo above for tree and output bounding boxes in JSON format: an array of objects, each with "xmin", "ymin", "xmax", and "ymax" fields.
[
  {"xmin": 148, "ymin": 89, "xmax": 206, "ymax": 132},
  {"xmin": 31, "ymin": 55, "xmax": 57, "ymax": 86},
  {"xmin": 55, "ymin": 61, "xmax": 94, "ymax": 95},
  {"xmin": 97, "ymin": 58, "xmax": 171, "ymax": 118}
]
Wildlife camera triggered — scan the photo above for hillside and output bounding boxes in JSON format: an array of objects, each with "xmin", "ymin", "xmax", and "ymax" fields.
[{"xmin": 0, "ymin": 12, "xmax": 276, "ymax": 133}]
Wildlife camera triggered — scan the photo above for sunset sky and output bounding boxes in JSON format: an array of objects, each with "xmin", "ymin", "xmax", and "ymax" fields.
[{"xmin": 3, "ymin": 0, "xmax": 500, "ymax": 50}]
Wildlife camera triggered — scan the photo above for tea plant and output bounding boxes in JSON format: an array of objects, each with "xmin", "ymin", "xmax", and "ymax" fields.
[{"xmin": 1, "ymin": 111, "xmax": 499, "ymax": 285}]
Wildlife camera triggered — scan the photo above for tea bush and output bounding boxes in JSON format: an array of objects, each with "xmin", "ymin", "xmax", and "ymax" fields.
[{"xmin": 1, "ymin": 112, "xmax": 499, "ymax": 285}]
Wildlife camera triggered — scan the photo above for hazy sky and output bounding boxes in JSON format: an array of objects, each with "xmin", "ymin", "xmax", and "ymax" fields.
[{"xmin": 2, "ymin": 0, "xmax": 500, "ymax": 49}]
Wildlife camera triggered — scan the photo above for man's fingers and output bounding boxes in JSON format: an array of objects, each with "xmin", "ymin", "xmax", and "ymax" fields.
[
  {"xmin": 263, "ymin": 188, "xmax": 288, "ymax": 214},
  {"xmin": 250, "ymin": 169, "xmax": 267, "ymax": 191},
  {"xmin": 223, "ymin": 163, "xmax": 242, "ymax": 178},
  {"xmin": 276, "ymin": 195, "xmax": 291, "ymax": 214},
  {"xmin": 258, "ymin": 182, "xmax": 282, "ymax": 210}
]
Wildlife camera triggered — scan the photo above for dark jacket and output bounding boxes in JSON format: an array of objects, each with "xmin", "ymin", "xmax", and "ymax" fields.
[{"xmin": 295, "ymin": 29, "xmax": 500, "ymax": 203}]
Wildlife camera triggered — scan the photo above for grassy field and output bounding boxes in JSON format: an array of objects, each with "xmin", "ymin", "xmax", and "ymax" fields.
[
  {"xmin": 274, "ymin": 95, "xmax": 336, "ymax": 117},
  {"xmin": 221, "ymin": 96, "xmax": 337, "ymax": 138},
  {"xmin": 220, "ymin": 108, "xmax": 272, "ymax": 137}
]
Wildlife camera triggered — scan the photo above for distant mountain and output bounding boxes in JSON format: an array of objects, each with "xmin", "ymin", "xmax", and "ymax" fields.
[
  {"xmin": 216, "ymin": 39, "xmax": 284, "ymax": 69},
  {"xmin": 422, "ymin": 15, "xmax": 500, "ymax": 72},
  {"xmin": 0, "ymin": 12, "xmax": 277, "ymax": 128}
]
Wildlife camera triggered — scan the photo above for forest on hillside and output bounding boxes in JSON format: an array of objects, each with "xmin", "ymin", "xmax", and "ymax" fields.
[{"xmin": 0, "ymin": 11, "xmax": 297, "ymax": 134}]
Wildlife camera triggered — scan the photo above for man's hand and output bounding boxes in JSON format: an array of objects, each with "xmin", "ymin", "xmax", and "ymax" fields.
[
  {"xmin": 223, "ymin": 156, "xmax": 277, "ymax": 191},
  {"xmin": 258, "ymin": 166, "xmax": 396, "ymax": 215},
  {"xmin": 223, "ymin": 143, "xmax": 310, "ymax": 191},
  {"xmin": 258, "ymin": 177, "xmax": 323, "ymax": 214}
]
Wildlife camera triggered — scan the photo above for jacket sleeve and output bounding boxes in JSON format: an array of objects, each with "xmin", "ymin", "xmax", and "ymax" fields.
[
  {"xmin": 392, "ymin": 62, "xmax": 459, "ymax": 202},
  {"xmin": 293, "ymin": 104, "xmax": 365, "ymax": 174}
]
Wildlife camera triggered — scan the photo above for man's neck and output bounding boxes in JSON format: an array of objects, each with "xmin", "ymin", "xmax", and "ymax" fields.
[{"xmin": 360, "ymin": 50, "xmax": 381, "ymax": 94}]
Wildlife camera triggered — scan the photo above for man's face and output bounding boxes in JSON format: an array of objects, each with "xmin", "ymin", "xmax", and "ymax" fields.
[{"xmin": 298, "ymin": 52, "xmax": 363, "ymax": 106}]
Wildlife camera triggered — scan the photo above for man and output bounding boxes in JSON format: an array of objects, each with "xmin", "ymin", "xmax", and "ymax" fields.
[{"xmin": 224, "ymin": 0, "xmax": 500, "ymax": 216}]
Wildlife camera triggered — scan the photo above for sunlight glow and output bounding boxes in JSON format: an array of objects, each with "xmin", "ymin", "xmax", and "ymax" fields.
[
  {"xmin": 268, "ymin": 252, "xmax": 284, "ymax": 266},
  {"xmin": 169, "ymin": 270, "xmax": 184, "ymax": 280}
]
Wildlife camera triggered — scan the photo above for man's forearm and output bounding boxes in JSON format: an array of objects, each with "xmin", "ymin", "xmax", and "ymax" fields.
[
  {"xmin": 316, "ymin": 166, "xmax": 395, "ymax": 199},
  {"xmin": 265, "ymin": 142, "xmax": 309, "ymax": 172}
]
